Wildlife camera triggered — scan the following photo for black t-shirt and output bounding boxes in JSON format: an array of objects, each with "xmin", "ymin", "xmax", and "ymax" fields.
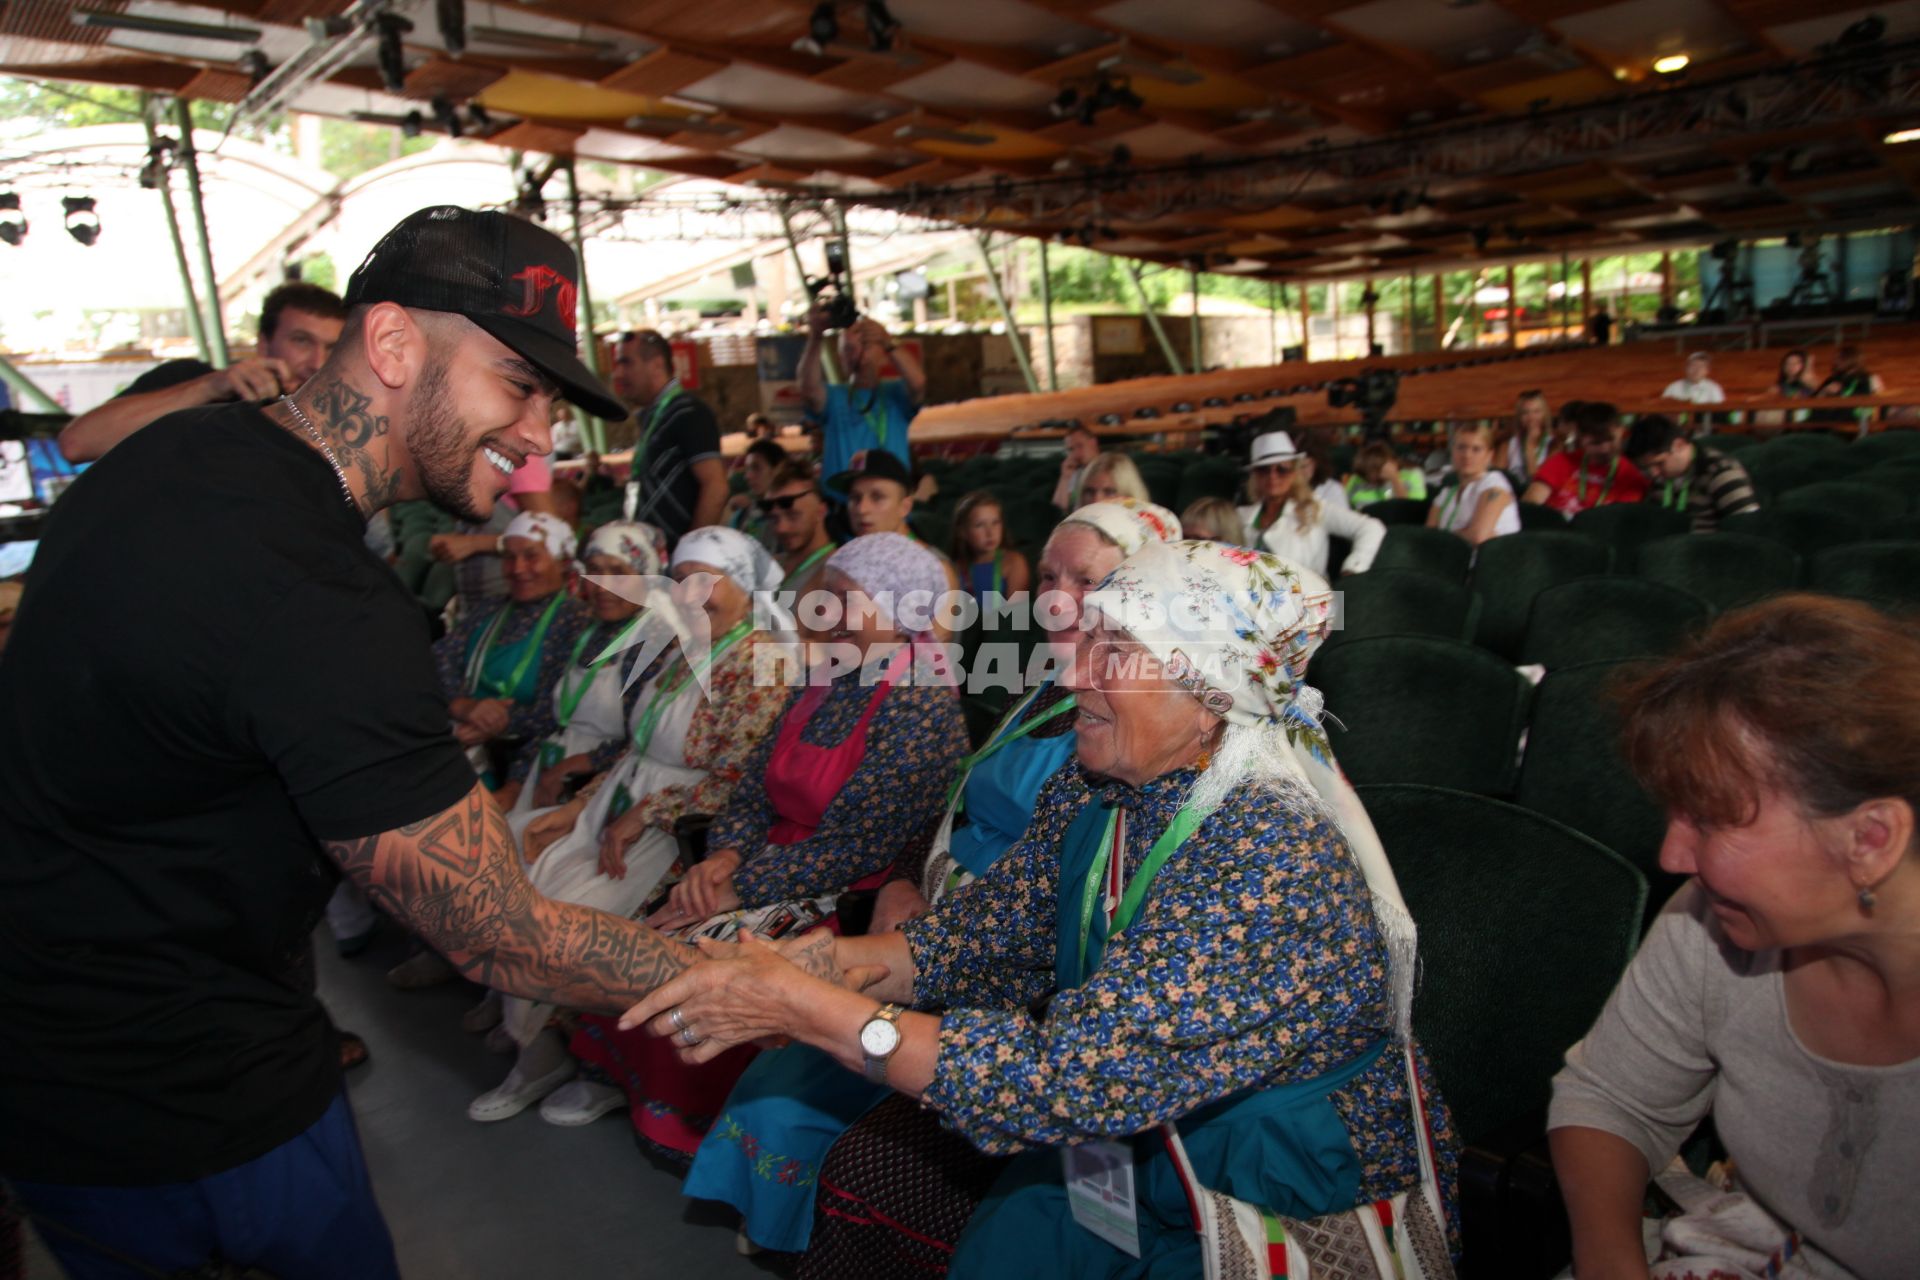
[
  {"xmin": 0, "ymin": 404, "xmax": 474, "ymax": 1185},
  {"xmin": 117, "ymin": 357, "xmax": 215, "ymax": 398},
  {"xmin": 625, "ymin": 384, "xmax": 720, "ymax": 543}
]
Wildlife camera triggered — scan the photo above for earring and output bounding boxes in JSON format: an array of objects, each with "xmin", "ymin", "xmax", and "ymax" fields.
[
  {"xmin": 1859, "ymin": 885, "xmax": 1877, "ymax": 912},
  {"xmin": 1194, "ymin": 736, "xmax": 1213, "ymax": 772}
]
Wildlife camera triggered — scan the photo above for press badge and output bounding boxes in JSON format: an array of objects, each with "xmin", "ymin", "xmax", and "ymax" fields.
[{"xmin": 1063, "ymin": 1140, "xmax": 1141, "ymax": 1258}]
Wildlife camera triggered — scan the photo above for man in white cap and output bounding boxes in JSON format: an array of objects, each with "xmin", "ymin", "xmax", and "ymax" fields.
[{"xmin": 0, "ymin": 206, "xmax": 702, "ymax": 1279}]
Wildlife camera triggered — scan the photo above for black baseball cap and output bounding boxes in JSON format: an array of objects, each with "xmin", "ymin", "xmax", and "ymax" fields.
[
  {"xmin": 830, "ymin": 448, "xmax": 914, "ymax": 494},
  {"xmin": 344, "ymin": 206, "xmax": 627, "ymax": 422}
]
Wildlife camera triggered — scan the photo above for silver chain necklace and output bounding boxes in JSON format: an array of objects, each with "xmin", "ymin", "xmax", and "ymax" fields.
[{"xmin": 278, "ymin": 395, "xmax": 361, "ymax": 514}]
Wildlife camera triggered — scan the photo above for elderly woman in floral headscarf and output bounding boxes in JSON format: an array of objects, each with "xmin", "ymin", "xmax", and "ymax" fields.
[
  {"xmin": 681, "ymin": 500, "xmax": 1184, "ymax": 1257},
  {"xmin": 627, "ymin": 540, "xmax": 1460, "ymax": 1279},
  {"xmin": 560, "ymin": 531, "xmax": 971, "ymax": 1160}
]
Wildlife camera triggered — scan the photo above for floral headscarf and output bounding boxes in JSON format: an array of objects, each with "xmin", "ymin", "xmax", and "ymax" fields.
[
  {"xmin": 582, "ymin": 520, "xmax": 668, "ymax": 576},
  {"xmin": 1061, "ymin": 497, "xmax": 1182, "ymax": 556},
  {"xmin": 827, "ymin": 532, "xmax": 950, "ymax": 639},
  {"xmin": 503, "ymin": 511, "xmax": 577, "ymax": 561},
  {"xmin": 671, "ymin": 525, "xmax": 784, "ymax": 595},
  {"xmin": 1083, "ymin": 538, "xmax": 1417, "ymax": 1040}
]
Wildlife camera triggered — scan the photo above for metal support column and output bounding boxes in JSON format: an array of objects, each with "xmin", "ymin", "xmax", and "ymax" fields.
[
  {"xmin": 778, "ymin": 201, "xmax": 842, "ymax": 384},
  {"xmin": 973, "ymin": 233, "xmax": 1038, "ymax": 393},
  {"xmin": 1268, "ymin": 280, "xmax": 1279, "ymax": 364},
  {"xmin": 0, "ymin": 351, "xmax": 65, "ymax": 414},
  {"xmin": 143, "ymin": 94, "xmax": 209, "ymax": 365},
  {"xmin": 1038, "ymin": 238, "xmax": 1059, "ymax": 391},
  {"xmin": 1188, "ymin": 261, "xmax": 1202, "ymax": 370},
  {"xmin": 1120, "ymin": 257, "xmax": 1184, "ymax": 375},
  {"xmin": 171, "ymin": 97, "xmax": 228, "ymax": 367},
  {"xmin": 563, "ymin": 162, "xmax": 607, "ymax": 455}
]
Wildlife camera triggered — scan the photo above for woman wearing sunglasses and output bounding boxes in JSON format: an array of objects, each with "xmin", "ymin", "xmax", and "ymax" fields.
[{"xmin": 1235, "ymin": 430, "xmax": 1386, "ymax": 578}]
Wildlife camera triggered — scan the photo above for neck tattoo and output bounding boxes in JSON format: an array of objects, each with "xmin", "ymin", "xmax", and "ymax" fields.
[{"xmin": 280, "ymin": 396, "xmax": 361, "ymax": 514}]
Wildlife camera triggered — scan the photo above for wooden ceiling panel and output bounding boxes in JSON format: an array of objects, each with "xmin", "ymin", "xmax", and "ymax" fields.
[{"xmin": 599, "ymin": 47, "xmax": 730, "ymax": 97}]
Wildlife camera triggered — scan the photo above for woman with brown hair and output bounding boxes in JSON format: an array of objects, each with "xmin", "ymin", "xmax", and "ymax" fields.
[
  {"xmin": 948, "ymin": 490, "xmax": 1031, "ymax": 602},
  {"xmin": 1549, "ymin": 595, "xmax": 1919, "ymax": 1280}
]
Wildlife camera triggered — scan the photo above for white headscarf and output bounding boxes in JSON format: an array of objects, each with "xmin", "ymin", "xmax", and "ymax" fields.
[
  {"xmin": 503, "ymin": 511, "xmax": 577, "ymax": 561},
  {"xmin": 582, "ymin": 520, "xmax": 668, "ymax": 576},
  {"xmin": 1084, "ymin": 538, "xmax": 1418, "ymax": 1042},
  {"xmin": 671, "ymin": 525, "xmax": 784, "ymax": 595},
  {"xmin": 1061, "ymin": 497, "xmax": 1182, "ymax": 556},
  {"xmin": 827, "ymin": 532, "xmax": 949, "ymax": 639}
]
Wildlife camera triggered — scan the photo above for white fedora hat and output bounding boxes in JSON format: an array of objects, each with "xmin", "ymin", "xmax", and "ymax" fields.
[{"xmin": 1246, "ymin": 430, "xmax": 1303, "ymax": 469}]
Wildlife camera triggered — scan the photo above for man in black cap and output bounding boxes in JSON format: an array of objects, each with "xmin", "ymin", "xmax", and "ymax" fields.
[
  {"xmin": 0, "ymin": 208, "xmax": 702, "ymax": 1279},
  {"xmin": 833, "ymin": 447, "xmax": 920, "ymax": 540}
]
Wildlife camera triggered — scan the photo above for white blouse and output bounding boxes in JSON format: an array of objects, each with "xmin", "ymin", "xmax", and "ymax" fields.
[{"xmin": 1237, "ymin": 498, "xmax": 1386, "ymax": 578}]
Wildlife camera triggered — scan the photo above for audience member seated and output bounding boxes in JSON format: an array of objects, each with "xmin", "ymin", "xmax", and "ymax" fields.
[
  {"xmin": 1772, "ymin": 348, "xmax": 1816, "ymax": 398},
  {"xmin": 761, "ymin": 459, "xmax": 838, "ymax": 596},
  {"xmin": 494, "ymin": 521, "xmax": 669, "ymax": 816},
  {"xmin": 1625, "ymin": 414, "xmax": 1760, "ymax": 533},
  {"xmin": 57, "ymin": 282, "xmax": 346, "ymax": 464},
  {"xmin": 1661, "ymin": 352, "xmax": 1726, "ymax": 405},
  {"xmin": 1180, "ymin": 495, "xmax": 1248, "ymax": 546},
  {"xmin": 1505, "ymin": 389, "xmax": 1562, "ymax": 483},
  {"xmin": 950, "ymin": 490, "xmax": 1031, "ymax": 602},
  {"xmin": 1077, "ymin": 451, "xmax": 1150, "ymax": 507},
  {"xmin": 1427, "ymin": 423, "xmax": 1520, "ymax": 544},
  {"xmin": 1550, "ymin": 597, "xmax": 1918, "ymax": 1280},
  {"xmin": 727, "ymin": 437, "xmax": 786, "ymax": 543},
  {"xmin": 835, "ymin": 450, "xmax": 921, "ymax": 539},
  {"xmin": 801, "ymin": 304, "xmax": 925, "ymax": 482},
  {"xmin": 411, "ymin": 455, "xmax": 565, "ymax": 618},
  {"xmin": 1344, "ymin": 440, "xmax": 1428, "ymax": 506},
  {"xmin": 1297, "ymin": 429, "xmax": 1352, "ymax": 510},
  {"xmin": 745, "ymin": 412, "xmax": 778, "ymax": 442},
  {"xmin": 681, "ymin": 500, "xmax": 1180, "ymax": 1254},
  {"xmin": 468, "ymin": 527, "xmax": 791, "ymax": 1123},
  {"xmin": 1051, "ymin": 422, "xmax": 1101, "ymax": 511},
  {"xmin": 1238, "ymin": 430, "xmax": 1386, "ymax": 577},
  {"xmin": 630, "ymin": 539, "xmax": 1459, "ymax": 1278},
  {"xmin": 1587, "ymin": 305, "xmax": 1612, "ymax": 346},
  {"xmin": 1523, "ymin": 402, "xmax": 1650, "ymax": 517},
  {"xmin": 562, "ymin": 532, "xmax": 970, "ymax": 1159},
  {"xmin": 1816, "ymin": 344, "xmax": 1886, "ymax": 398}
]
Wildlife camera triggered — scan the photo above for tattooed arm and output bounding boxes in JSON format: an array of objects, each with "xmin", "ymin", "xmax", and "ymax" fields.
[{"xmin": 324, "ymin": 779, "xmax": 692, "ymax": 1009}]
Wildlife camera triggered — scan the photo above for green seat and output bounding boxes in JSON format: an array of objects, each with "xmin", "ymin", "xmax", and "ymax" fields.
[
  {"xmin": 1515, "ymin": 501, "xmax": 1567, "ymax": 532},
  {"xmin": 1367, "ymin": 524, "xmax": 1474, "ymax": 582},
  {"xmin": 1719, "ymin": 507, "xmax": 1872, "ymax": 555},
  {"xmin": 1359, "ymin": 497, "xmax": 1432, "ymax": 526},
  {"xmin": 1174, "ymin": 455, "xmax": 1244, "ymax": 510},
  {"xmin": 1568, "ymin": 503, "xmax": 1690, "ymax": 570},
  {"xmin": 1327, "ymin": 569, "xmax": 1478, "ymax": 646},
  {"xmin": 1513, "ymin": 658, "xmax": 1680, "ymax": 930},
  {"xmin": 1310, "ymin": 636, "xmax": 1529, "ymax": 794},
  {"xmin": 1874, "ymin": 515, "xmax": 1920, "ymax": 541},
  {"xmin": 1847, "ymin": 433, "xmax": 1920, "ymax": 464},
  {"xmin": 1773, "ymin": 430, "xmax": 1850, "ymax": 451},
  {"xmin": 1520, "ymin": 576, "xmax": 1711, "ymax": 669},
  {"xmin": 1778, "ymin": 482, "xmax": 1910, "ymax": 526},
  {"xmin": 1695, "ymin": 433, "xmax": 1759, "ymax": 453},
  {"xmin": 1808, "ymin": 541, "xmax": 1920, "ymax": 612},
  {"xmin": 1356, "ymin": 783, "xmax": 1645, "ymax": 1144},
  {"xmin": 1469, "ymin": 532, "xmax": 1614, "ymax": 661},
  {"xmin": 1636, "ymin": 533, "xmax": 1799, "ymax": 612}
]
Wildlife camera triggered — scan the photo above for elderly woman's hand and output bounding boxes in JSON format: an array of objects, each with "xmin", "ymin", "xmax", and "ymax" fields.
[
  {"xmin": 532, "ymin": 754, "xmax": 591, "ymax": 809},
  {"xmin": 464, "ymin": 699, "xmax": 511, "ymax": 738},
  {"xmin": 645, "ymin": 849, "xmax": 743, "ymax": 929},
  {"xmin": 618, "ymin": 932, "xmax": 890, "ymax": 1064},
  {"xmin": 521, "ymin": 800, "xmax": 582, "ymax": 864}
]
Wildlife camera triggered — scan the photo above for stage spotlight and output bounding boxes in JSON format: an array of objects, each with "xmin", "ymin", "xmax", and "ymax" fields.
[
  {"xmin": 1471, "ymin": 224, "xmax": 1491, "ymax": 250},
  {"xmin": 375, "ymin": 13, "xmax": 413, "ymax": 93},
  {"xmin": 468, "ymin": 102, "xmax": 492, "ymax": 132},
  {"xmin": 432, "ymin": 95, "xmax": 463, "ymax": 139},
  {"xmin": 63, "ymin": 196, "xmax": 101, "ymax": 247},
  {"xmin": 1050, "ymin": 87, "xmax": 1080, "ymax": 119},
  {"xmin": 437, "ymin": 0, "xmax": 466, "ymax": 57},
  {"xmin": 809, "ymin": 3, "xmax": 839, "ymax": 46},
  {"xmin": 401, "ymin": 110, "xmax": 424, "ymax": 139},
  {"xmin": 864, "ymin": 0, "xmax": 899, "ymax": 52},
  {"xmin": 138, "ymin": 138, "xmax": 174, "ymax": 189},
  {"xmin": 1652, "ymin": 53, "xmax": 1689, "ymax": 75},
  {"xmin": 0, "ymin": 193, "xmax": 26, "ymax": 247},
  {"xmin": 1111, "ymin": 79, "xmax": 1144, "ymax": 112}
]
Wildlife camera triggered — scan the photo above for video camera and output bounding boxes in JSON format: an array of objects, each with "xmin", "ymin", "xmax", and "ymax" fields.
[
  {"xmin": 1208, "ymin": 405, "xmax": 1296, "ymax": 458},
  {"xmin": 808, "ymin": 239, "xmax": 861, "ymax": 331},
  {"xmin": 1326, "ymin": 367, "xmax": 1400, "ymax": 440}
]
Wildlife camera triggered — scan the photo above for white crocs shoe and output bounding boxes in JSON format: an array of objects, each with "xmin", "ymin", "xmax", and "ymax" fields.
[
  {"xmin": 468, "ymin": 1061, "xmax": 576, "ymax": 1123},
  {"xmin": 538, "ymin": 1079, "xmax": 625, "ymax": 1127}
]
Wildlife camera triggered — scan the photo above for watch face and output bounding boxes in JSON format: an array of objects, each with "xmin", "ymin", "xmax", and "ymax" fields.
[{"xmin": 860, "ymin": 1016, "xmax": 901, "ymax": 1057}]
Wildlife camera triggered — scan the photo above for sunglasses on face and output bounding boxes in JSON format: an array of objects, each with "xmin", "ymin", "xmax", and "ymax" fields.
[
  {"xmin": 757, "ymin": 491, "xmax": 816, "ymax": 514},
  {"xmin": 1252, "ymin": 463, "xmax": 1296, "ymax": 476}
]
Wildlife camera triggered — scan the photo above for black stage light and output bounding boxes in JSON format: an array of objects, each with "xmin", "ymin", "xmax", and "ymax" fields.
[
  {"xmin": 63, "ymin": 195, "xmax": 101, "ymax": 247},
  {"xmin": 809, "ymin": 3, "xmax": 839, "ymax": 46},
  {"xmin": 0, "ymin": 193, "xmax": 26, "ymax": 247},
  {"xmin": 437, "ymin": 0, "xmax": 466, "ymax": 57},
  {"xmin": 864, "ymin": 0, "xmax": 899, "ymax": 52},
  {"xmin": 376, "ymin": 13, "xmax": 414, "ymax": 93}
]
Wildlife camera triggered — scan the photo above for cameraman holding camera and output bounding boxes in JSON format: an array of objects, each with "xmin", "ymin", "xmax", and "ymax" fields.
[{"xmin": 799, "ymin": 300, "xmax": 924, "ymax": 487}]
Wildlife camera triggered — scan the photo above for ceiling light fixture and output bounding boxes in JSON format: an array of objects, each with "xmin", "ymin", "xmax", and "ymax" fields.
[
  {"xmin": 1884, "ymin": 127, "xmax": 1920, "ymax": 144},
  {"xmin": 70, "ymin": 8, "xmax": 261, "ymax": 42},
  {"xmin": 375, "ymin": 13, "xmax": 413, "ymax": 93},
  {"xmin": 1097, "ymin": 51, "xmax": 1201, "ymax": 86},
  {"xmin": 809, "ymin": 3, "xmax": 840, "ymax": 46},
  {"xmin": 0, "ymin": 193, "xmax": 26, "ymax": 247},
  {"xmin": 437, "ymin": 0, "xmax": 466, "ymax": 57},
  {"xmin": 468, "ymin": 25, "xmax": 617, "ymax": 57},
  {"xmin": 626, "ymin": 113, "xmax": 743, "ymax": 136},
  {"xmin": 63, "ymin": 196, "xmax": 101, "ymax": 247},
  {"xmin": 431, "ymin": 96, "xmax": 463, "ymax": 139},
  {"xmin": 895, "ymin": 123, "xmax": 994, "ymax": 146},
  {"xmin": 1653, "ymin": 53, "xmax": 1690, "ymax": 74},
  {"xmin": 865, "ymin": 0, "xmax": 900, "ymax": 53}
]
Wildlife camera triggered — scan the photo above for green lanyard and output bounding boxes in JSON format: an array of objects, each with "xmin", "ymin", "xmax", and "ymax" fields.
[
  {"xmin": 554, "ymin": 612, "xmax": 648, "ymax": 729},
  {"xmin": 989, "ymin": 548, "xmax": 1004, "ymax": 597},
  {"xmin": 852, "ymin": 384, "xmax": 890, "ymax": 449},
  {"xmin": 1434, "ymin": 481, "xmax": 1465, "ymax": 529},
  {"xmin": 782, "ymin": 542, "xmax": 834, "ymax": 590},
  {"xmin": 626, "ymin": 619, "xmax": 753, "ymax": 757},
  {"xmin": 635, "ymin": 381, "xmax": 684, "ymax": 462},
  {"xmin": 1075, "ymin": 802, "xmax": 1207, "ymax": 979},
  {"xmin": 465, "ymin": 593, "xmax": 566, "ymax": 700},
  {"xmin": 1253, "ymin": 501, "xmax": 1287, "ymax": 538},
  {"xmin": 943, "ymin": 686, "xmax": 1077, "ymax": 812},
  {"xmin": 1661, "ymin": 478, "xmax": 1692, "ymax": 511},
  {"xmin": 1576, "ymin": 454, "xmax": 1620, "ymax": 506}
]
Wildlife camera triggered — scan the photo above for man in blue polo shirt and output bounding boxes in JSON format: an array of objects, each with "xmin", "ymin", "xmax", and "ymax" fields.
[{"xmin": 799, "ymin": 301, "xmax": 924, "ymax": 484}]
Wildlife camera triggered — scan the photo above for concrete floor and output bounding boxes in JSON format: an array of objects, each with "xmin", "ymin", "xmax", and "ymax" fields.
[{"xmin": 23, "ymin": 921, "xmax": 791, "ymax": 1280}]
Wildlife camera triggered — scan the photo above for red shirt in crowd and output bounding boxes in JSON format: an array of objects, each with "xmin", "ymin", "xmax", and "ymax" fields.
[{"xmin": 1531, "ymin": 448, "xmax": 1649, "ymax": 516}]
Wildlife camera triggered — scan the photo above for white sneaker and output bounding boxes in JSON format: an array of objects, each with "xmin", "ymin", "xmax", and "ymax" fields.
[
  {"xmin": 538, "ymin": 1079, "xmax": 626, "ymax": 1127},
  {"xmin": 467, "ymin": 1061, "xmax": 576, "ymax": 1123},
  {"xmin": 461, "ymin": 992, "xmax": 503, "ymax": 1034}
]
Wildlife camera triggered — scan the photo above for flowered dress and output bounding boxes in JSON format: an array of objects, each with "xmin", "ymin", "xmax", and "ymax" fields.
[
  {"xmin": 431, "ymin": 590, "xmax": 590, "ymax": 781},
  {"xmin": 802, "ymin": 762, "xmax": 1460, "ymax": 1278}
]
